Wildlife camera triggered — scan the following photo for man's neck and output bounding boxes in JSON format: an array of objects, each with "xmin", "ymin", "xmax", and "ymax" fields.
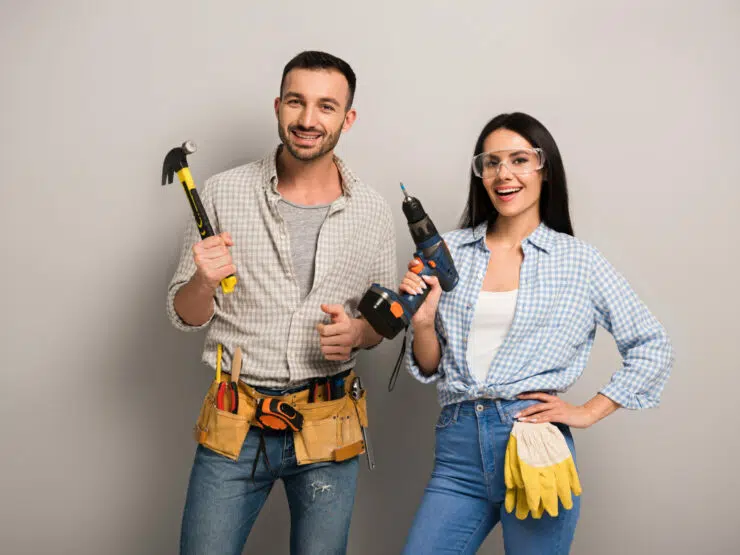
[{"xmin": 276, "ymin": 147, "xmax": 342, "ymax": 205}]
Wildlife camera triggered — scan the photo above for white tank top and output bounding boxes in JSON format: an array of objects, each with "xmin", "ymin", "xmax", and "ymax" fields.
[{"xmin": 467, "ymin": 289, "xmax": 518, "ymax": 384}]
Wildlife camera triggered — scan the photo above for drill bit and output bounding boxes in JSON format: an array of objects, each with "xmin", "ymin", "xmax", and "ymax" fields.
[{"xmin": 400, "ymin": 182, "xmax": 410, "ymax": 198}]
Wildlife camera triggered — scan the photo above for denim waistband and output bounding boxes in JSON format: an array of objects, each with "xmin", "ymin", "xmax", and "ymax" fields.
[
  {"xmin": 250, "ymin": 368, "xmax": 352, "ymax": 396},
  {"xmin": 444, "ymin": 398, "xmax": 543, "ymax": 426}
]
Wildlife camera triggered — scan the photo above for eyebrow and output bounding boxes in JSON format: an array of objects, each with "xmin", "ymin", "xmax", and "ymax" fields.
[
  {"xmin": 318, "ymin": 97, "xmax": 340, "ymax": 107},
  {"xmin": 283, "ymin": 92, "xmax": 341, "ymax": 107}
]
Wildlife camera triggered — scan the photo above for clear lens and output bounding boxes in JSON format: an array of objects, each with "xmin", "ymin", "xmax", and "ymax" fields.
[{"xmin": 472, "ymin": 148, "xmax": 545, "ymax": 178}]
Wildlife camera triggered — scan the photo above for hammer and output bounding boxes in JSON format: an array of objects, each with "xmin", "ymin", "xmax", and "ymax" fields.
[{"xmin": 162, "ymin": 141, "xmax": 237, "ymax": 294}]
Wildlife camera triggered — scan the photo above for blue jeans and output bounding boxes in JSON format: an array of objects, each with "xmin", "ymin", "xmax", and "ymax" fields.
[
  {"xmin": 180, "ymin": 388, "xmax": 359, "ymax": 555},
  {"xmin": 403, "ymin": 399, "xmax": 580, "ymax": 555}
]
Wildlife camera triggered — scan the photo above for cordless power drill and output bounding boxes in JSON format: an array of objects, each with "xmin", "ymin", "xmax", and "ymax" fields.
[{"xmin": 359, "ymin": 183, "xmax": 459, "ymax": 339}]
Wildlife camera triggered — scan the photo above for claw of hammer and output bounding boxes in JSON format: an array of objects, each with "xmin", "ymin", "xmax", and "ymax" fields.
[{"xmin": 162, "ymin": 141, "xmax": 197, "ymax": 186}]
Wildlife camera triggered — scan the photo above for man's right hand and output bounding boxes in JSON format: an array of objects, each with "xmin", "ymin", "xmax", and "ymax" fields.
[{"xmin": 192, "ymin": 232, "xmax": 236, "ymax": 291}]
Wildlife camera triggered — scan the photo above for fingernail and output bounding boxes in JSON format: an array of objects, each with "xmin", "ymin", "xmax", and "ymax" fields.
[
  {"xmin": 513, "ymin": 412, "xmax": 520, "ymax": 418},
  {"xmin": 417, "ymin": 288, "xmax": 424, "ymax": 294}
]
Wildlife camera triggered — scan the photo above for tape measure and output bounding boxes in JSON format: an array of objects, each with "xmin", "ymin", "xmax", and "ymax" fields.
[{"xmin": 255, "ymin": 398, "xmax": 304, "ymax": 432}]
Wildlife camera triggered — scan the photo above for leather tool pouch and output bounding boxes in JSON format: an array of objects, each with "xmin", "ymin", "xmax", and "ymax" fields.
[
  {"xmin": 292, "ymin": 381, "xmax": 368, "ymax": 465},
  {"xmin": 193, "ymin": 372, "xmax": 368, "ymax": 465},
  {"xmin": 193, "ymin": 378, "xmax": 256, "ymax": 461}
]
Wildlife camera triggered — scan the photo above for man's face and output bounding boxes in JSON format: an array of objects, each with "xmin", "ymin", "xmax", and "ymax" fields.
[{"xmin": 275, "ymin": 68, "xmax": 356, "ymax": 162}]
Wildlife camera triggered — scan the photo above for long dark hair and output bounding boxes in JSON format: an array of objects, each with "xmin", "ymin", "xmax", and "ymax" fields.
[{"xmin": 460, "ymin": 112, "xmax": 574, "ymax": 236}]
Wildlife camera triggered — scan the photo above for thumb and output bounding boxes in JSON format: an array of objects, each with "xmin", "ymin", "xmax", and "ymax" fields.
[
  {"xmin": 421, "ymin": 274, "xmax": 440, "ymax": 289},
  {"xmin": 220, "ymin": 232, "xmax": 234, "ymax": 247},
  {"xmin": 321, "ymin": 303, "xmax": 348, "ymax": 322},
  {"xmin": 421, "ymin": 275, "xmax": 442, "ymax": 302}
]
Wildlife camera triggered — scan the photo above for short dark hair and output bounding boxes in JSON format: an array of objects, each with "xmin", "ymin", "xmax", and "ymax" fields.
[
  {"xmin": 460, "ymin": 112, "xmax": 574, "ymax": 236},
  {"xmin": 280, "ymin": 51, "xmax": 357, "ymax": 110}
]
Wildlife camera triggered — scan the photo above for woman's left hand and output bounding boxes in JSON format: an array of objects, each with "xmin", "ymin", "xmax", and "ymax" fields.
[{"xmin": 514, "ymin": 392, "xmax": 596, "ymax": 429}]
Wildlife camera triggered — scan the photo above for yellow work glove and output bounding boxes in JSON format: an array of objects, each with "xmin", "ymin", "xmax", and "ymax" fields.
[{"xmin": 504, "ymin": 422, "xmax": 582, "ymax": 519}]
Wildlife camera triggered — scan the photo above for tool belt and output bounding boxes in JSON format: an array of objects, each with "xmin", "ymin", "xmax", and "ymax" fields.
[{"xmin": 193, "ymin": 370, "xmax": 368, "ymax": 465}]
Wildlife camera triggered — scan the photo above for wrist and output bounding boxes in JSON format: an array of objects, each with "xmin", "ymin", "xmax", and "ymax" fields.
[
  {"xmin": 580, "ymin": 405, "xmax": 599, "ymax": 427},
  {"xmin": 413, "ymin": 319, "xmax": 435, "ymax": 333},
  {"xmin": 192, "ymin": 273, "xmax": 217, "ymax": 295},
  {"xmin": 350, "ymin": 318, "xmax": 365, "ymax": 349}
]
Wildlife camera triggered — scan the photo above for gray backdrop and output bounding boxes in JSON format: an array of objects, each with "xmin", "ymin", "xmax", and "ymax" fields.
[{"xmin": 2, "ymin": 1, "xmax": 739, "ymax": 554}]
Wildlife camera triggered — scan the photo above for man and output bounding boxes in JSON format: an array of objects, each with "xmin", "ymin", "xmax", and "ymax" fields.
[{"xmin": 168, "ymin": 51, "xmax": 396, "ymax": 554}]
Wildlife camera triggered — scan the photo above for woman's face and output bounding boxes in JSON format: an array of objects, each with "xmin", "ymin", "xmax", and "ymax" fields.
[{"xmin": 480, "ymin": 128, "xmax": 543, "ymax": 221}]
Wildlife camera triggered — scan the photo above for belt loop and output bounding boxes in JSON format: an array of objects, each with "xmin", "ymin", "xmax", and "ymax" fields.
[{"xmin": 494, "ymin": 399, "xmax": 509, "ymax": 424}]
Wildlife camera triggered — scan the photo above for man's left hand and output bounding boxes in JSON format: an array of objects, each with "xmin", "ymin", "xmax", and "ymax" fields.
[{"xmin": 317, "ymin": 304, "xmax": 361, "ymax": 361}]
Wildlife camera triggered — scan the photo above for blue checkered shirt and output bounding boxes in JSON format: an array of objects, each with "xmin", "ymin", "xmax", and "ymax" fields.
[{"xmin": 406, "ymin": 222, "xmax": 673, "ymax": 409}]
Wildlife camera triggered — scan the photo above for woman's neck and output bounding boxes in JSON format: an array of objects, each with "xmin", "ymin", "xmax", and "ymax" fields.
[{"xmin": 487, "ymin": 213, "xmax": 541, "ymax": 249}]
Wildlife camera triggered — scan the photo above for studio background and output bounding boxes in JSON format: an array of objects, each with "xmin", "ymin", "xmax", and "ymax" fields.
[{"xmin": 2, "ymin": 1, "xmax": 738, "ymax": 553}]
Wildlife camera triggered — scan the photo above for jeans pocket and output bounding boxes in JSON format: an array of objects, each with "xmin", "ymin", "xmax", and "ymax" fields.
[
  {"xmin": 434, "ymin": 404, "xmax": 457, "ymax": 430},
  {"xmin": 500, "ymin": 399, "xmax": 541, "ymax": 424}
]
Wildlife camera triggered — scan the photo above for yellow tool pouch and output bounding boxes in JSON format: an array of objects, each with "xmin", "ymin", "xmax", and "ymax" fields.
[
  {"xmin": 193, "ymin": 364, "xmax": 368, "ymax": 465},
  {"xmin": 292, "ymin": 385, "xmax": 368, "ymax": 465},
  {"xmin": 193, "ymin": 379, "xmax": 256, "ymax": 461}
]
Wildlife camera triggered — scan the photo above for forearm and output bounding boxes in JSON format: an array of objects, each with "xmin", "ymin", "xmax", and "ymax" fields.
[
  {"xmin": 583, "ymin": 393, "xmax": 621, "ymax": 425},
  {"xmin": 412, "ymin": 323, "xmax": 442, "ymax": 376},
  {"xmin": 173, "ymin": 275, "xmax": 216, "ymax": 327}
]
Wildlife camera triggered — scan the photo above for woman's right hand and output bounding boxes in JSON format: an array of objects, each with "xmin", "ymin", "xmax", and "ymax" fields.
[{"xmin": 398, "ymin": 259, "xmax": 443, "ymax": 328}]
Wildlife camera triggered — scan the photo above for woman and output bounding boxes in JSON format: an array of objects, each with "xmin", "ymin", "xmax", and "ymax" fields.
[{"xmin": 400, "ymin": 112, "xmax": 673, "ymax": 554}]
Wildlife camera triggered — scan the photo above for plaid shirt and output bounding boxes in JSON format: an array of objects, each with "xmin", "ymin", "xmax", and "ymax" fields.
[
  {"xmin": 167, "ymin": 146, "xmax": 397, "ymax": 387},
  {"xmin": 406, "ymin": 222, "xmax": 673, "ymax": 409}
]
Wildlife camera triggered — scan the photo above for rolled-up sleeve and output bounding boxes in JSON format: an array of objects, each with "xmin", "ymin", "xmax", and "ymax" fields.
[
  {"xmin": 166, "ymin": 179, "xmax": 218, "ymax": 332},
  {"xmin": 590, "ymin": 247, "xmax": 674, "ymax": 409}
]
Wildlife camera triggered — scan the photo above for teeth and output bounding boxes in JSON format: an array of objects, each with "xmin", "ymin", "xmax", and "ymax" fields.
[
  {"xmin": 294, "ymin": 131, "xmax": 320, "ymax": 139},
  {"xmin": 497, "ymin": 188, "xmax": 522, "ymax": 194}
]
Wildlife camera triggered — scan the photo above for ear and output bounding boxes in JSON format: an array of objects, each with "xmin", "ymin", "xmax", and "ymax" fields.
[
  {"xmin": 342, "ymin": 108, "xmax": 357, "ymax": 132},
  {"xmin": 274, "ymin": 97, "xmax": 281, "ymax": 118}
]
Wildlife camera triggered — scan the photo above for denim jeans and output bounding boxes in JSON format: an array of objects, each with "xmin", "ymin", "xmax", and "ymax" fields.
[
  {"xmin": 180, "ymin": 385, "xmax": 359, "ymax": 555},
  {"xmin": 402, "ymin": 399, "xmax": 580, "ymax": 555}
]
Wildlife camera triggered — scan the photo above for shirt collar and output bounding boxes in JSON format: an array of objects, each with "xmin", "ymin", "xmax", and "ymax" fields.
[
  {"xmin": 461, "ymin": 221, "xmax": 555, "ymax": 253},
  {"xmin": 262, "ymin": 144, "xmax": 358, "ymax": 198},
  {"xmin": 524, "ymin": 222, "xmax": 555, "ymax": 253}
]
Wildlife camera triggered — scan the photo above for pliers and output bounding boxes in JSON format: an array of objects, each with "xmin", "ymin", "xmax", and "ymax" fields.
[
  {"xmin": 215, "ymin": 345, "xmax": 241, "ymax": 414},
  {"xmin": 217, "ymin": 381, "xmax": 239, "ymax": 414}
]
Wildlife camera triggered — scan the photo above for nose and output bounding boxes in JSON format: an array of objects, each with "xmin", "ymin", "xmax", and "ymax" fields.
[
  {"xmin": 496, "ymin": 162, "xmax": 513, "ymax": 180},
  {"xmin": 298, "ymin": 105, "xmax": 317, "ymax": 129}
]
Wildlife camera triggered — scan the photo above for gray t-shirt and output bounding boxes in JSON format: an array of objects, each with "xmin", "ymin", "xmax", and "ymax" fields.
[{"xmin": 278, "ymin": 198, "xmax": 331, "ymax": 299}]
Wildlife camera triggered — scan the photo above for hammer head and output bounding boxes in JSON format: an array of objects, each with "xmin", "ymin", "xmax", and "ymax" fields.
[{"xmin": 161, "ymin": 141, "xmax": 197, "ymax": 185}]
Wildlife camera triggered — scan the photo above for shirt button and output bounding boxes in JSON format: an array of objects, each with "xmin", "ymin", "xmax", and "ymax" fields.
[
  {"xmin": 476, "ymin": 404, "xmax": 484, "ymax": 412},
  {"xmin": 466, "ymin": 304, "xmax": 472, "ymax": 310}
]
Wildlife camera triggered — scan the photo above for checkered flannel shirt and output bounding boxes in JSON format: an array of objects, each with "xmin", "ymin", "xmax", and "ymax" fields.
[
  {"xmin": 167, "ymin": 146, "xmax": 397, "ymax": 387},
  {"xmin": 406, "ymin": 222, "xmax": 673, "ymax": 409}
]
